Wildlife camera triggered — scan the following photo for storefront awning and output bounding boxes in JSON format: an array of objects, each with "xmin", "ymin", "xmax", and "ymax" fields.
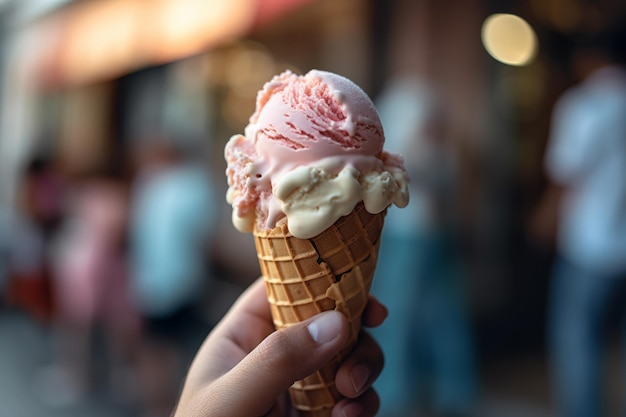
[{"xmin": 26, "ymin": 0, "xmax": 316, "ymax": 88}]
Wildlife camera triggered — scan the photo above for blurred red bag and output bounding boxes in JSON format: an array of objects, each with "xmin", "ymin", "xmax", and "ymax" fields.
[{"xmin": 5, "ymin": 268, "xmax": 55, "ymax": 323}]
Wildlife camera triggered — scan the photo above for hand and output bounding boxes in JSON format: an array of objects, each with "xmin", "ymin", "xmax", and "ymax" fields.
[{"xmin": 173, "ymin": 277, "xmax": 387, "ymax": 417}]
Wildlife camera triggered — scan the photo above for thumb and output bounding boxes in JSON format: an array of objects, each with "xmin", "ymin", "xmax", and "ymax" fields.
[{"xmin": 213, "ymin": 310, "xmax": 349, "ymax": 416}]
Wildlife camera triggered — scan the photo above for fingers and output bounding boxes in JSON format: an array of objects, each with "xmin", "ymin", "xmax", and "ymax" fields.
[
  {"xmin": 208, "ymin": 310, "xmax": 350, "ymax": 416},
  {"xmin": 178, "ymin": 279, "xmax": 388, "ymax": 417},
  {"xmin": 184, "ymin": 278, "xmax": 274, "ymax": 381},
  {"xmin": 335, "ymin": 331, "xmax": 384, "ymax": 399},
  {"xmin": 327, "ymin": 297, "xmax": 386, "ymax": 416},
  {"xmin": 362, "ymin": 295, "xmax": 388, "ymax": 328},
  {"xmin": 216, "ymin": 277, "xmax": 275, "ymax": 353},
  {"xmin": 332, "ymin": 388, "xmax": 380, "ymax": 417}
]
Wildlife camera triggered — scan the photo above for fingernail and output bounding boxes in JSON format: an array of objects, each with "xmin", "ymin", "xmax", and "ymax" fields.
[
  {"xmin": 351, "ymin": 364, "xmax": 370, "ymax": 394},
  {"xmin": 307, "ymin": 311, "xmax": 342, "ymax": 344}
]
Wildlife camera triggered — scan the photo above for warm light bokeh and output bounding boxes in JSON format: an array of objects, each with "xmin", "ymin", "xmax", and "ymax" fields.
[{"xmin": 481, "ymin": 13, "xmax": 538, "ymax": 66}]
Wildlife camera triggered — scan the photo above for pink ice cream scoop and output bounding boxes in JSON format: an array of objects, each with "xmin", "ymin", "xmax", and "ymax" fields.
[
  {"xmin": 225, "ymin": 69, "xmax": 409, "ymax": 238},
  {"xmin": 250, "ymin": 69, "xmax": 384, "ymax": 159}
]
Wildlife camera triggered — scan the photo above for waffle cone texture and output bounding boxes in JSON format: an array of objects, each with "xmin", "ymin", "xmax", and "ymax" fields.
[{"xmin": 253, "ymin": 203, "xmax": 385, "ymax": 417}]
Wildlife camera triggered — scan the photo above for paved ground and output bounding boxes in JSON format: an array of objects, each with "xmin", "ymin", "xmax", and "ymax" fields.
[
  {"xmin": 0, "ymin": 309, "xmax": 136, "ymax": 417},
  {"xmin": 0, "ymin": 276, "xmax": 247, "ymax": 417}
]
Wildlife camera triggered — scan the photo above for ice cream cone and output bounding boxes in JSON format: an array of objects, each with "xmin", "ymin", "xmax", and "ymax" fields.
[{"xmin": 253, "ymin": 202, "xmax": 386, "ymax": 416}]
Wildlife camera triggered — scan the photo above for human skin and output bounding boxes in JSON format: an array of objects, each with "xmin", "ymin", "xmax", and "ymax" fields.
[{"xmin": 173, "ymin": 277, "xmax": 387, "ymax": 417}]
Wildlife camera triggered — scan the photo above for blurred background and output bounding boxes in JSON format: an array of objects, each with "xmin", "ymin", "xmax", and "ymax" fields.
[{"xmin": 1, "ymin": 0, "xmax": 625, "ymax": 416}]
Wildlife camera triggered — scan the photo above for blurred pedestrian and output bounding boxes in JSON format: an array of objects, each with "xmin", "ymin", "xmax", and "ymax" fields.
[
  {"xmin": 129, "ymin": 138, "xmax": 218, "ymax": 417},
  {"xmin": 4, "ymin": 156, "xmax": 66, "ymax": 322},
  {"xmin": 543, "ymin": 25, "xmax": 626, "ymax": 417},
  {"xmin": 371, "ymin": 77, "xmax": 477, "ymax": 416},
  {"xmin": 44, "ymin": 172, "xmax": 139, "ymax": 405}
]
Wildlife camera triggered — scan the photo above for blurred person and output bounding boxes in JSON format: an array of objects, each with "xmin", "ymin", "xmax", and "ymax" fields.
[
  {"xmin": 543, "ymin": 25, "xmax": 626, "ymax": 417},
  {"xmin": 371, "ymin": 77, "xmax": 477, "ymax": 417},
  {"xmin": 129, "ymin": 138, "xmax": 218, "ymax": 417},
  {"xmin": 173, "ymin": 277, "xmax": 386, "ymax": 417},
  {"xmin": 3, "ymin": 203, "xmax": 47, "ymax": 317},
  {"xmin": 42, "ymin": 172, "xmax": 139, "ymax": 406},
  {"xmin": 4, "ymin": 156, "xmax": 66, "ymax": 322},
  {"xmin": 546, "ymin": 23, "xmax": 626, "ymax": 417}
]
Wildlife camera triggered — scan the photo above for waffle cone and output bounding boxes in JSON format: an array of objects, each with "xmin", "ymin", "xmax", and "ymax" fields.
[{"xmin": 253, "ymin": 203, "xmax": 385, "ymax": 416}]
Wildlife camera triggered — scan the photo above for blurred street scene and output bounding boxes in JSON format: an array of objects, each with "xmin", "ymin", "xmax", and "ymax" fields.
[{"xmin": 1, "ymin": 0, "xmax": 626, "ymax": 416}]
